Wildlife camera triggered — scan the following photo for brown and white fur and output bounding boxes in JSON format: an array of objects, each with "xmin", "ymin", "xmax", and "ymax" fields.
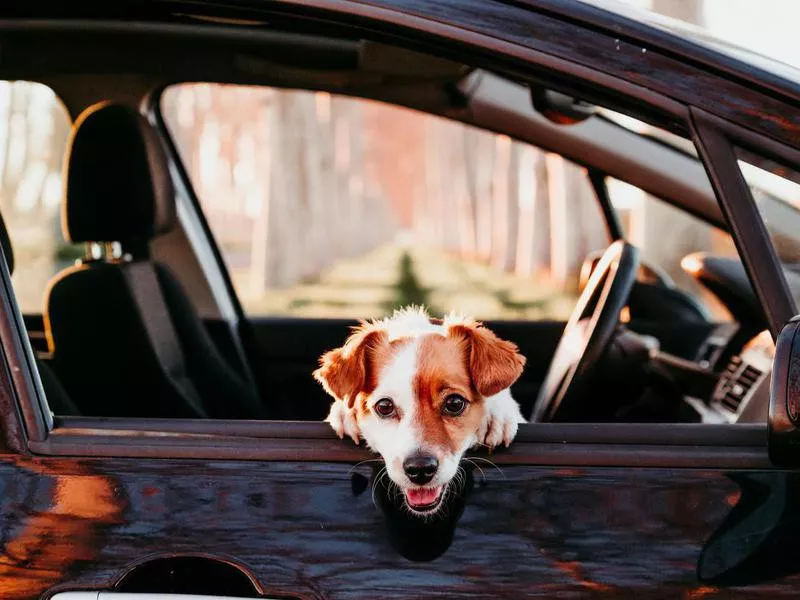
[{"xmin": 313, "ymin": 306, "xmax": 526, "ymax": 516}]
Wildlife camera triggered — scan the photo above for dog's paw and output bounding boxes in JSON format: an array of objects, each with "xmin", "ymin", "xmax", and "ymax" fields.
[
  {"xmin": 325, "ymin": 401, "xmax": 361, "ymax": 444},
  {"xmin": 478, "ymin": 391, "xmax": 525, "ymax": 449}
]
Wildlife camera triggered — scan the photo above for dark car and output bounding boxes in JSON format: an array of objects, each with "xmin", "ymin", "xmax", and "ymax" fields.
[{"xmin": 1, "ymin": 1, "xmax": 800, "ymax": 598}]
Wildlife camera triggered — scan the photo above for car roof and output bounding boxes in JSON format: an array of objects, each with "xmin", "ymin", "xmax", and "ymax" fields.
[{"xmin": 522, "ymin": 0, "xmax": 800, "ymax": 102}]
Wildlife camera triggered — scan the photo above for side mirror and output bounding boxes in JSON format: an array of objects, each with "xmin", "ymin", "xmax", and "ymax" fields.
[
  {"xmin": 530, "ymin": 87, "xmax": 596, "ymax": 125},
  {"xmin": 768, "ymin": 315, "xmax": 800, "ymax": 465}
]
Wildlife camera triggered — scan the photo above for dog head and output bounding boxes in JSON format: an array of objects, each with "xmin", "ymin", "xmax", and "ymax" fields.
[{"xmin": 314, "ymin": 307, "xmax": 525, "ymax": 515}]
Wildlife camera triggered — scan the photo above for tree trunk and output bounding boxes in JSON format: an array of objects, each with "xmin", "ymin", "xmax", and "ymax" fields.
[
  {"xmin": 531, "ymin": 150, "xmax": 551, "ymax": 275},
  {"xmin": 438, "ymin": 122, "xmax": 460, "ymax": 254},
  {"xmin": 474, "ymin": 131, "xmax": 495, "ymax": 262},
  {"xmin": 547, "ymin": 153, "xmax": 577, "ymax": 289},
  {"xmin": 514, "ymin": 145, "xmax": 538, "ymax": 277},
  {"xmin": 2, "ymin": 85, "xmax": 30, "ymax": 215},
  {"xmin": 250, "ymin": 93, "xmax": 278, "ymax": 294},
  {"xmin": 0, "ymin": 83, "xmax": 13, "ymax": 215},
  {"xmin": 454, "ymin": 127, "xmax": 476, "ymax": 258},
  {"xmin": 423, "ymin": 118, "xmax": 444, "ymax": 248},
  {"xmin": 490, "ymin": 135, "xmax": 512, "ymax": 271}
]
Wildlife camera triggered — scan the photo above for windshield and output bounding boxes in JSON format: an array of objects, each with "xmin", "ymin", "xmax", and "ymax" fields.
[
  {"xmin": 738, "ymin": 156, "xmax": 800, "ymax": 308},
  {"xmin": 740, "ymin": 161, "xmax": 800, "ymax": 214}
]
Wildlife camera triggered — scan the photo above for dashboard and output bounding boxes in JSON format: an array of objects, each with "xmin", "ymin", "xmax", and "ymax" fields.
[
  {"xmin": 687, "ymin": 326, "xmax": 773, "ymax": 424},
  {"xmin": 680, "ymin": 252, "xmax": 779, "ymax": 424}
]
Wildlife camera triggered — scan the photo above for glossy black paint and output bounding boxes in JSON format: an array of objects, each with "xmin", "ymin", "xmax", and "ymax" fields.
[
  {"xmin": 175, "ymin": 0, "xmax": 800, "ymax": 144},
  {"xmin": 515, "ymin": 0, "xmax": 800, "ymax": 97},
  {"xmin": 0, "ymin": 454, "xmax": 790, "ymax": 599}
]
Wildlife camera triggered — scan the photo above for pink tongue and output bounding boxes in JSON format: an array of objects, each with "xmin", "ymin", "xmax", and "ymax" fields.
[{"xmin": 406, "ymin": 487, "xmax": 440, "ymax": 506}]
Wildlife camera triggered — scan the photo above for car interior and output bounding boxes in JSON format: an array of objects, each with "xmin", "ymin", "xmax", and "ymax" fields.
[{"xmin": 0, "ymin": 24, "xmax": 792, "ymax": 429}]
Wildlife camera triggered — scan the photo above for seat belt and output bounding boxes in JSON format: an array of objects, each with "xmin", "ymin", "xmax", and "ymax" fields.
[{"xmin": 122, "ymin": 261, "xmax": 208, "ymax": 418}]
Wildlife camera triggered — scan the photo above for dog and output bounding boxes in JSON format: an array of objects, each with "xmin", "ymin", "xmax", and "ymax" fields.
[{"xmin": 314, "ymin": 306, "xmax": 526, "ymax": 516}]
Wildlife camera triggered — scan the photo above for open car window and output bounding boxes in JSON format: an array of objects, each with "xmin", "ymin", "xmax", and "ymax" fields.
[
  {"xmin": 161, "ymin": 84, "xmax": 608, "ymax": 321},
  {"xmin": 0, "ymin": 76, "xmax": 768, "ymax": 427}
]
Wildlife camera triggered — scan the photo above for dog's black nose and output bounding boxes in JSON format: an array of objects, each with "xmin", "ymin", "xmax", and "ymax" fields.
[{"xmin": 403, "ymin": 454, "xmax": 439, "ymax": 485}]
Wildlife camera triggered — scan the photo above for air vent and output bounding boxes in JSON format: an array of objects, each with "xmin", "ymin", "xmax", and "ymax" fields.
[{"xmin": 716, "ymin": 357, "xmax": 763, "ymax": 414}]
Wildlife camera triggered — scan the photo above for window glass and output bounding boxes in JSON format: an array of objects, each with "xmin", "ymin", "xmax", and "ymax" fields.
[
  {"xmin": 0, "ymin": 81, "xmax": 78, "ymax": 313},
  {"xmin": 738, "ymin": 156, "xmax": 800, "ymax": 307},
  {"xmin": 162, "ymin": 84, "xmax": 609, "ymax": 321},
  {"xmin": 607, "ymin": 177, "xmax": 736, "ymax": 320}
]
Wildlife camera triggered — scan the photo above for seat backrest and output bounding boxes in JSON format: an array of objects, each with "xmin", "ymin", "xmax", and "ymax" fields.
[{"xmin": 45, "ymin": 102, "xmax": 265, "ymax": 419}]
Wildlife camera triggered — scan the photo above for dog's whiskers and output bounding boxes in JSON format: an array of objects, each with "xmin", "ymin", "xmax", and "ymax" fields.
[
  {"xmin": 348, "ymin": 458, "xmax": 383, "ymax": 475},
  {"xmin": 462, "ymin": 458, "xmax": 486, "ymax": 482},
  {"xmin": 465, "ymin": 455, "xmax": 506, "ymax": 480},
  {"xmin": 371, "ymin": 467, "xmax": 388, "ymax": 510}
]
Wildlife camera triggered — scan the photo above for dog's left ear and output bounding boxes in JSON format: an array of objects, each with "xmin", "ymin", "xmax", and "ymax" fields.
[
  {"xmin": 449, "ymin": 323, "xmax": 526, "ymax": 397},
  {"xmin": 313, "ymin": 325, "xmax": 387, "ymax": 407}
]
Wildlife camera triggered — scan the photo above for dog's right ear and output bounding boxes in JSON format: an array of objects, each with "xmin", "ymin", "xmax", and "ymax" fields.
[{"xmin": 313, "ymin": 325, "xmax": 387, "ymax": 407}]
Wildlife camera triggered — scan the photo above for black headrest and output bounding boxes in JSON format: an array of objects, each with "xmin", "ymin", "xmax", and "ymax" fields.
[
  {"xmin": 0, "ymin": 212, "xmax": 14, "ymax": 276},
  {"xmin": 63, "ymin": 102, "xmax": 176, "ymax": 250}
]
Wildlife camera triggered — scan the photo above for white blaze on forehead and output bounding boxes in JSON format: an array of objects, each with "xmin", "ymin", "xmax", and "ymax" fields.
[
  {"xmin": 371, "ymin": 337, "xmax": 419, "ymax": 419},
  {"xmin": 359, "ymin": 337, "xmax": 422, "ymax": 480}
]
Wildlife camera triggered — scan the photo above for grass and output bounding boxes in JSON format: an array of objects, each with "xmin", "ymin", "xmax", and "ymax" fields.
[{"xmin": 232, "ymin": 243, "xmax": 576, "ymax": 321}]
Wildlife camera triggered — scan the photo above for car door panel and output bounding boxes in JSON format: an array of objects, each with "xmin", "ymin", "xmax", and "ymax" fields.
[{"xmin": 0, "ymin": 445, "xmax": 794, "ymax": 599}]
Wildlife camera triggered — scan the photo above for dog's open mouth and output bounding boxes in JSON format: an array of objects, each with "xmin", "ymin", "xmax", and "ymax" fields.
[{"xmin": 404, "ymin": 485, "xmax": 445, "ymax": 513}]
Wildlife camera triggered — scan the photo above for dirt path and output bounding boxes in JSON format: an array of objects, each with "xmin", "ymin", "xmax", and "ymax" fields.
[{"xmin": 233, "ymin": 243, "xmax": 575, "ymax": 321}]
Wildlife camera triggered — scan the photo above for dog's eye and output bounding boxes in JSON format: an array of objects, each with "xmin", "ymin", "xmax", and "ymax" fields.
[
  {"xmin": 442, "ymin": 394, "xmax": 467, "ymax": 416},
  {"xmin": 374, "ymin": 398, "xmax": 396, "ymax": 418}
]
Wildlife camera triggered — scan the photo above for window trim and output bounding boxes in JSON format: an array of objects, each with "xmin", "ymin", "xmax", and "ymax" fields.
[
  {"xmin": 0, "ymin": 242, "xmax": 49, "ymax": 445},
  {"xmin": 27, "ymin": 417, "xmax": 771, "ymax": 469}
]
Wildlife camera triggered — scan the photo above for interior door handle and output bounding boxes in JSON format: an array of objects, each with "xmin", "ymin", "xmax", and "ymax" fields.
[{"xmin": 53, "ymin": 593, "xmax": 280, "ymax": 600}]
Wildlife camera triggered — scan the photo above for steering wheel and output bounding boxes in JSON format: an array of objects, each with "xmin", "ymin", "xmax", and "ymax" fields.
[
  {"xmin": 579, "ymin": 249, "xmax": 673, "ymax": 291},
  {"xmin": 529, "ymin": 241, "xmax": 640, "ymax": 422}
]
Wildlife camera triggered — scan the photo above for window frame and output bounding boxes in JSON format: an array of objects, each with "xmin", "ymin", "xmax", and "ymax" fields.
[
  {"xmin": 689, "ymin": 108, "xmax": 798, "ymax": 337},
  {"xmin": 0, "ymin": 4, "xmax": 791, "ymax": 467}
]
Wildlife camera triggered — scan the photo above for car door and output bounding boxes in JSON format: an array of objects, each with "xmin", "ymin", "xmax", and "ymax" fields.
[{"xmin": 1, "ymin": 1, "xmax": 800, "ymax": 599}]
